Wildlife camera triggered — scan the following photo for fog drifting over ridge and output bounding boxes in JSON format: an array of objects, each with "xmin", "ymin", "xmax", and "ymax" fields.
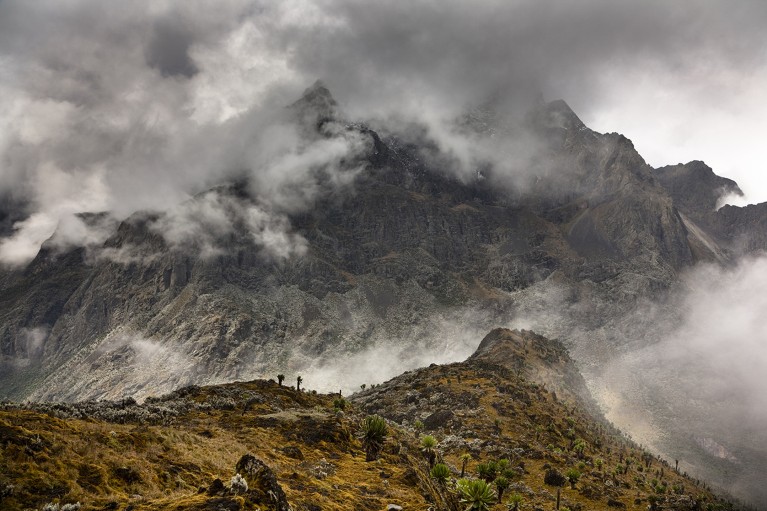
[
  {"xmin": 2, "ymin": 0, "xmax": 767, "ymax": 265},
  {"xmin": 597, "ymin": 256, "xmax": 767, "ymax": 503}
]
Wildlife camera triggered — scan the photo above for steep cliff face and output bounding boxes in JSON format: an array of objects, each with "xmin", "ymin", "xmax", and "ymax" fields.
[
  {"xmin": 653, "ymin": 160, "xmax": 767, "ymax": 256},
  {"xmin": 0, "ymin": 85, "xmax": 753, "ymax": 404},
  {"xmin": 654, "ymin": 160, "xmax": 742, "ymax": 225},
  {"xmin": 714, "ymin": 202, "xmax": 767, "ymax": 252}
]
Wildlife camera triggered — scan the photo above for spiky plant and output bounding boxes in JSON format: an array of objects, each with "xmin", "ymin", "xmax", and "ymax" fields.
[
  {"xmin": 359, "ymin": 415, "xmax": 388, "ymax": 461},
  {"xmin": 507, "ymin": 492, "xmax": 524, "ymax": 511},
  {"xmin": 565, "ymin": 468, "xmax": 581, "ymax": 489},
  {"xmin": 430, "ymin": 463, "xmax": 451, "ymax": 484},
  {"xmin": 477, "ymin": 461, "xmax": 497, "ymax": 482},
  {"xmin": 421, "ymin": 434, "xmax": 438, "ymax": 467},
  {"xmin": 476, "ymin": 463, "xmax": 491, "ymax": 481},
  {"xmin": 296, "ymin": 375, "xmax": 303, "ymax": 391},
  {"xmin": 573, "ymin": 438, "xmax": 587, "ymax": 459},
  {"xmin": 460, "ymin": 453, "xmax": 472, "ymax": 477},
  {"xmin": 277, "ymin": 374, "xmax": 285, "ymax": 387},
  {"xmin": 421, "ymin": 434, "xmax": 437, "ymax": 449},
  {"xmin": 333, "ymin": 397, "xmax": 347, "ymax": 411},
  {"xmin": 456, "ymin": 479, "xmax": 497, "ymax": 510},
  {"xmin": 495, "ymin": 476, "xmax": 510, "ymax": 501}
]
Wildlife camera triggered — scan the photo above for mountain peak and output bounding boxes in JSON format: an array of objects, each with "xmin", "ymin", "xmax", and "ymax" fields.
[
  {"xmin": 301, "ymin": 79, "xmax": 336, "ymax": 103},
  {"xmin": 288, "ymin": 79, "xmax": 339, "ymax": 127},
  {"xmin": 535, "ymin": 99, "xmax": 586, "ymax": 131},
  {"xmin": 654, "ymin": 160, "xmax": 743, "ymax": 221},
  {"xmin": 469, "ymin": 328, "xmax": 598, "ymax": 411}
]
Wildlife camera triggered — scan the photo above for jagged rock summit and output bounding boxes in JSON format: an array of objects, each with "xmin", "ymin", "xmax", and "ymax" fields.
[
  {"xmin": 469, "ymin": 328, "xmax": 595, "ymax": 408},
  {"xmin": 655, "ymin": 160, "xmax": 743, "ymax": 218},
  {"xmin": 288, "ymin": 79, "xmax": 340, "ymax": 128}
]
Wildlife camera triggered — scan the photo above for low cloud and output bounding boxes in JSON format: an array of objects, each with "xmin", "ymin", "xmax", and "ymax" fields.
[
  {"xmin": 150, "ymin": 190, "xmax": 309, "ymax": 261},
  {"xmin": 31, "ymin": 329, "xmax": 199, "ymax": 402},
  {"xmin": 2, "ymin": 1, "xmax": 767, "ymax": 264},
  {"xmin": 600, "ymin": 256, "xmax": 767, "ymax": 503},
  {"xmin": 280, "ymin": 306, "xmax": 514, "ymax": 395},
  {"xmin": 14, "ymin": 327, "xmax": 49, "ymax": 365}
]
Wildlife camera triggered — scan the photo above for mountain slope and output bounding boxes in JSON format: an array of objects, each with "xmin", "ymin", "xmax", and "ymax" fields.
[
  {"xmin": 0, "ymin": 85, "xmax": 725, "ymax": 403},
  {"xmin": 1, "ymin": 329, "xmax": 737, "ymax": 511}
]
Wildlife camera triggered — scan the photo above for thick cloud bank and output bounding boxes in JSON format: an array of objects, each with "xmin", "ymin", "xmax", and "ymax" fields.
[
  {"xmin": 600, "ymin": 256, "xmax": 767, "ymax": 503},
  {"xmin": 2, "ymin": 0, "xmax": 767, "ymax": 265}
]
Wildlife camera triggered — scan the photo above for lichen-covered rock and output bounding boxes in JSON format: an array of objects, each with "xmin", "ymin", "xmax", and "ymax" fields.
[
  {"xmin": 543, "ymin": 468, "xmax": 566, "ymax": 487},
  {"xmin": 235, "ymin": 454, "xmax": 292, "ymax": 511},
  {"xmin": 422, "ymin": 410, "xmax": 454, "ymax": 431}
]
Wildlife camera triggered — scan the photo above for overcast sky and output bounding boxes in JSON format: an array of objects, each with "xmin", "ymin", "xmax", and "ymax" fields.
[{"xmin": 1, "ymin": 0, "xmax": 766, "ymax": 263}]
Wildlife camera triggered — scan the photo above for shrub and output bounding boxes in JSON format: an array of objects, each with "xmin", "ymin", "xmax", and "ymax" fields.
[
  {"xmin": 507, "ymin": 492, "xmax": 524, "ymax": 511},
  {"xmin": 332, "ymin": 398, "xmax": 347, "ymax": 411},
  {"xmin": 460, "ymin": 453, "xmax": 472, "ymax": 477},
  {"xmin": 42, "ymin": 504, "xmax": 81, "ymax": 511},
  {"xmin": 565, "ymin": 468, "xmax": 581, "ymax": 489},
  {"xmin": 359, "ymin": 415, "xmax": 387, "ymax": 461},
  {"xmin": 456, "ymin": 479, "xmax": 497, "ymax": 510},
  {"xmin": 495, "ymin": 476, "xmax": 510, "ymax": 501},
  {"xmin": 421, "ymin": 435, "xmax": 438, "ymax": 467},
  {"xmin": 430, "ymin": 463, "xmax": 451, "ymax": 483}
]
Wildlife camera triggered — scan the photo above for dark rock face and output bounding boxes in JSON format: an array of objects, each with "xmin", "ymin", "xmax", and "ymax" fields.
[
  {"xmin": 653, "ymin": 160, "xmax": 767, "ymax": 256},
  {"xmin": 712, "ymin": 202, "xmax": 767, "ymax": 253},
  {"xmin": 654, "ymin": 160, "xmax": 742, "ymax": 224},
  {"xmin": 422, "ymin": 409, "xmax": 455, "ymax": 431},
  {"xmin": 469, "ymin": 328, "xmax": 597, "ymax": 413},
  {"xmin": 235, "ymin": 454, "xmax": 291, "ymax": 511}
]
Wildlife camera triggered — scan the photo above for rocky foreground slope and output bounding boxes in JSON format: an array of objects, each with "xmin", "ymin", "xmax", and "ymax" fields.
[{"xmin": 0, "ymin": 329, "xmax": 743, "ymax": 511}]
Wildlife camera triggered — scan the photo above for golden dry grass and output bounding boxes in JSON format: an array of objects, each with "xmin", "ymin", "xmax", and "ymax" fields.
[{"xmin": 0, "ymin": 369, "xmax": 734, "ymax": 511}]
